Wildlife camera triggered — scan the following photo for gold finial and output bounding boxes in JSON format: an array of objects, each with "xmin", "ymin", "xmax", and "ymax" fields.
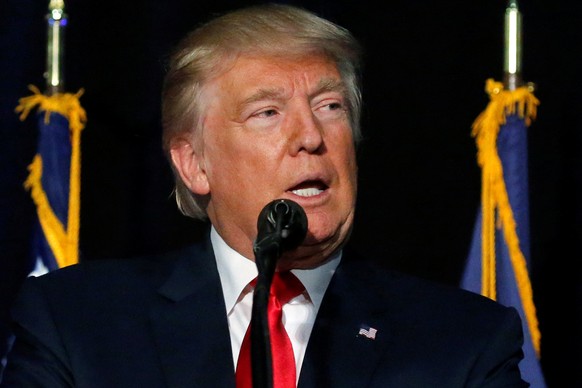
[{"xmin": 49, "ymin": 0, "xmax": 65, "ymax": 12}]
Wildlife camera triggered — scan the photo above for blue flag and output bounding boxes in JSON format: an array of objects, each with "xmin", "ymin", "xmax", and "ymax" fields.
[
  {"xmin": 1, "ymin": 86, "xmax": 85, "ymax": 374},
  {"xmin": 16, "ymin": 85, "xmax": 86, "ymax": 275},
  {"xmin": 461, "ymin": 79, "xmax": 545, "ymax": 387}
]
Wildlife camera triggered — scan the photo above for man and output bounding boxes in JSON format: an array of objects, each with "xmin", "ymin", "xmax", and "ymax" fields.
[{"xmin": 1, "ymin": 3, "xmax": 528, "ymax": 387}]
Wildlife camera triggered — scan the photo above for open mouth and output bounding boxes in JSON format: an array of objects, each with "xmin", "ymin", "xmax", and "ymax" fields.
[{"xmin": 289, "ymin": 180, "xmax": 328, "ymax": 197}]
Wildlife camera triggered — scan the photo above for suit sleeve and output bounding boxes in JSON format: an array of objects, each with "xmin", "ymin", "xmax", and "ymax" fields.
[
  {"xmin": 0, "ymin": 276, "xmax": 74, "ymax": 387},
  {"xmin": 467, "ymin": 306, "xmax": 530, "ymax": 388}
]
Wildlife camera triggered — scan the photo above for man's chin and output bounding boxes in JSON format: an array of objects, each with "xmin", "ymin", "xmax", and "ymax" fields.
[{"xmin": 277, "ymin": 237, "xmax": 342, "ymax": 270}]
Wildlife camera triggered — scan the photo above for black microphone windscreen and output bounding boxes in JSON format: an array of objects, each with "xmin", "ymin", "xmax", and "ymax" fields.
[{"xmin": 256, "ymin": 199, "xmax": 308, "ymax": 252}]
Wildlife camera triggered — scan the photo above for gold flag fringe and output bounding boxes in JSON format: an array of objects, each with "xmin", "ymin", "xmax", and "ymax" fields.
[
  {"xmin": 17, "ymin": 85, "xmax": 86, "ymax": 268},
  {"xmin": 472, "ymin": 78, "xmax": 541, "ymax": 356}
]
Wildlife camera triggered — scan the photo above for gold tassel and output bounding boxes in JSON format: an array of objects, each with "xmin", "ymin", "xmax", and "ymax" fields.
[
  {"xmin": 16, "ymin": 85, "xmax": 86, "ymax": 268},
  {"xmin": 472, "ymin": 78, "xmax": 541, "ymax": 356}
]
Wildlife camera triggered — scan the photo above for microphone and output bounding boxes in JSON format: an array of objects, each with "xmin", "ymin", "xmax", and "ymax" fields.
[
  {"xmin": 250, "ymin": 199, "xmax": 307, "ymax": 388},
  {"xmin": 254, "ymin": 198, "xmax": 308, "ymax": 256}
]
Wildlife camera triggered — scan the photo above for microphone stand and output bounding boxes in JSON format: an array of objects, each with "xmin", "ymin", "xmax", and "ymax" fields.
[
  {"xmin": 251, "ymin": 233, "xmax": 281, "ymax": 388},
  {"xmin": 250, "ymin": 199, "xmax": 307, "ymax": 388}
]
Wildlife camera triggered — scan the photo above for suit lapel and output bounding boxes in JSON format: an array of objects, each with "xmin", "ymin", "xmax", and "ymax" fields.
[
  {"xmin": 299, "ymin": 252, "xmax": 393, "ymax": 388},
  {"xmin": 149, "ymin": 241, "xmax": 236, "ymax": 388}
]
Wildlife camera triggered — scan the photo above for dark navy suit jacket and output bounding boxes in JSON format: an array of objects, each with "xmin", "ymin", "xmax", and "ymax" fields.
[{"xmin": 1, "ymin": 237, "xmax": 528, "ymax": 387}]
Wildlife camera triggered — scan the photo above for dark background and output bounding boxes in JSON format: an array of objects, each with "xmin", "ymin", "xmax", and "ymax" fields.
[{"xmin": 1, "ymin": 0, "xmax": 580, "ymax": 386}]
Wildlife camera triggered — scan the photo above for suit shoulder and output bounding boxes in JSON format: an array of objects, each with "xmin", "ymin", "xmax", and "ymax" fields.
[
  {"xmin": 340, "ymin": 249, "xmax": 519, "ymax": 323},
  {"xmin": 19, "ymin": 242, "xmax": 209, "ymax": 298}
]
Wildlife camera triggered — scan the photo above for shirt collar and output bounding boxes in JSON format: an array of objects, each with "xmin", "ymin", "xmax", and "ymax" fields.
[{"xmin": 211, "ymin": 226, "xmax": 341, "ymax": 315}]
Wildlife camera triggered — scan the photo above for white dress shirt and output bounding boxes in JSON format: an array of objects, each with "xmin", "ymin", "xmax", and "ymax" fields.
[{"xmin": 211, "ymin": 227, "xmax": 340, "ymax": 381}]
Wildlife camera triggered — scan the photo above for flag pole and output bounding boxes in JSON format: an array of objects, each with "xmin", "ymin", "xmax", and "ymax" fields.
[
  {"xmin": 503, "ymin": 0, "xmax": 522, "ymax": 91},
  {"xmin": 45, "ymin": 0, "xmax": 67, "ymax": 95}
]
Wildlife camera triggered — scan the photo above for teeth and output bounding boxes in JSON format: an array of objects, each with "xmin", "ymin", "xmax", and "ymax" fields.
[{"xmin": 292, "ymin": 188, "xmax": 323, "ymax": 197}]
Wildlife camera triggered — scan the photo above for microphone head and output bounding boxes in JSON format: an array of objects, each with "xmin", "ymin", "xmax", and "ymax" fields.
[{"xmin": 256, "ymin": 199, "xmax": 308, "ymax": 252}]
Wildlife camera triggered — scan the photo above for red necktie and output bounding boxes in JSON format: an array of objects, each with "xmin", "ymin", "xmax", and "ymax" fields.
[{"xmin": 236, "ymin": 271, "xmax": 305, "ymax": 388}]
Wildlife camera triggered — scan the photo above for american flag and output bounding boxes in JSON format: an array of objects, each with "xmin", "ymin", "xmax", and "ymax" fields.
[{"xmin": 358, "ymin": 325, "xmax": 377, "ymax": 340}]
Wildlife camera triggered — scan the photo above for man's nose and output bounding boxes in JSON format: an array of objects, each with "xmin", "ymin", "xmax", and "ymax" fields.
[{"xmin": 286, "ymin": 105, "xmax": 324, "ymax": 155}]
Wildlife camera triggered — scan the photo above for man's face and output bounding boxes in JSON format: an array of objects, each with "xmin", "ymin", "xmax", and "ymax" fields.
[{"xmin": 181, "ymin": 54, "xmax": 357, "ymax": 269}]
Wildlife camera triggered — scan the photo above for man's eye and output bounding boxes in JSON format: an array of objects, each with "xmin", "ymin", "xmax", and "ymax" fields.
[
  {"xmin": 318, "ymin": 101, "xmax": 346, "ymax": 114},
  {"xmin": 317, "ymin": 100, "xmax": 345, "ymax": 112},
  {"xmin": 255, "ymin": 109, "xmax": 278, "ymax": 118},
  {"xmin": 326, "ymin": 102, "xmax": 343, "ymax": 110}
]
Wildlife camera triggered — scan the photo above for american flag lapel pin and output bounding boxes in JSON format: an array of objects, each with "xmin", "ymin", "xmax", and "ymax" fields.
[{"xmin": 357, "ymin": 324, "xmax": 378, "ymax": 340}]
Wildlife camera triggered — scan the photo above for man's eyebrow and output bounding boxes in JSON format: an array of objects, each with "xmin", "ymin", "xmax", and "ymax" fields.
[
  {"xmin": 310, "ymin": 78, "xmax": 347, "ymax": 98},
  {"xmin": 238, "ymin": 78, "xmax": 346, "ymax": 112},
  {"xmin": 241, "ymin": 87, "xmax": 286, "ymax": 106},
  {"xmin": 235, "ymin": 87, "xmax": 286, "ymax": 118}
]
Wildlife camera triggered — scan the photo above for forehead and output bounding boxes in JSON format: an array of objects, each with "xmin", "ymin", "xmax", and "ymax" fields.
[{"xmin": 210, "ymin": 54, "xmax": 342, "ymax": 97}]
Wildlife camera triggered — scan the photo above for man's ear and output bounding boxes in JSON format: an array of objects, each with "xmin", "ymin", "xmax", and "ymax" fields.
[{"xmin": 169, "ymin": 138, "xmax": 210, "ymax": 195}]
